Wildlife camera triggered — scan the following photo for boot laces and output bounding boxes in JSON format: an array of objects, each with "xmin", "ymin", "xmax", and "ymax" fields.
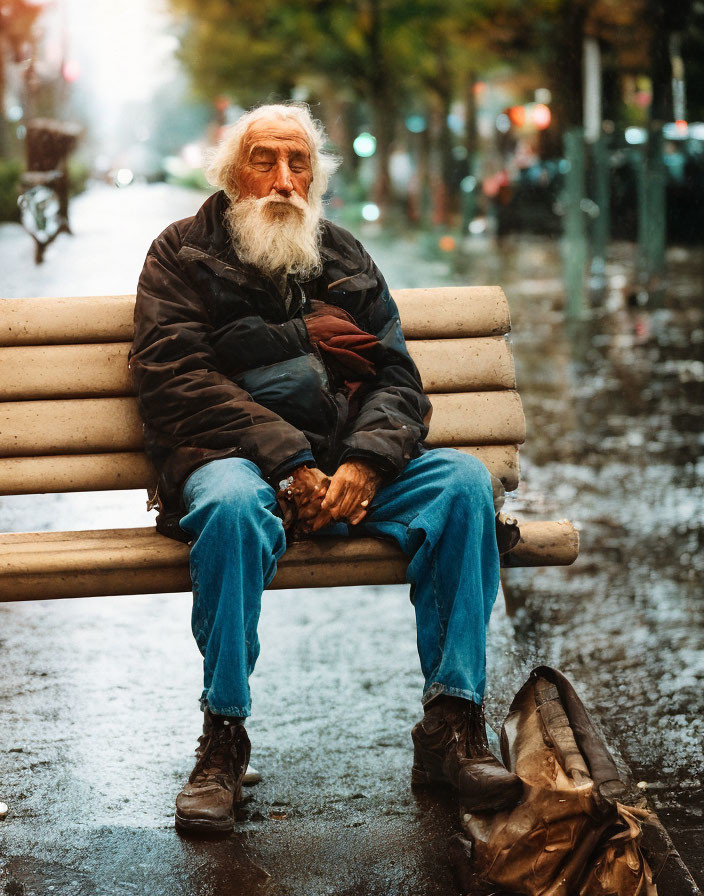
[
  {"xmin": 190, "ymin": 725, "xmax": 241, "ymax": 789},
  {"xmin": 444, "ymin": 701, "xmax": 490, "ymax": 757}
]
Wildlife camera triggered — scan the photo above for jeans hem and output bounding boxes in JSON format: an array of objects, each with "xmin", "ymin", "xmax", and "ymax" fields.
[
  {"xmin": 422, "ymin": 682, "xmax": 483, "ymax": 707},
  {"xmin": 200, "ymin": 695, "xmax": 250, "ymax": 719}
]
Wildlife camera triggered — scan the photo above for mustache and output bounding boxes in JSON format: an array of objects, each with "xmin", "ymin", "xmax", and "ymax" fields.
[
  {"xmin": 243, "ymin": 194, "xmax": 308, "ymax": 221},
  {"xmin": 255, "ymin": 193, "xmax": 308, "ymax": 210}
]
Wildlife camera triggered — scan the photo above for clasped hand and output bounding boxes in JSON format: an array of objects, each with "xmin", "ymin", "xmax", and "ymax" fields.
[{"xmin": 286, "ymin": 460, "xmax": 382, "ymax": 533}]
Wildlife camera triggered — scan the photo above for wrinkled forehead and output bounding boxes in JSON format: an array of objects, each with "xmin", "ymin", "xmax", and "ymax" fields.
[{"xmin": 241, "ymin": 118, "xmax": 312, "ymax": 158}]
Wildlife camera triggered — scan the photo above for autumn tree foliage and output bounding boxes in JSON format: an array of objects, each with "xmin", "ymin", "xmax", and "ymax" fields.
[{"xmin": 168, "ymin": 0, "xmax": 699, "ymax": 214}]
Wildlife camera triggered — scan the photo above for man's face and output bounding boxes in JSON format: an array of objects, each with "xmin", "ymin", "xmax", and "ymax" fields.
[{"xmin": 237, "ymin": 118, "xmax": 313, "ymax": 205}]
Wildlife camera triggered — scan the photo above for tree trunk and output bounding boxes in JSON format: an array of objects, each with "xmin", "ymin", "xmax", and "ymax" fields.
[
  {"xmin": 365, "ymin": 0, "xmax": 395, "ymax": 211},
  {"xmin": 370, "ymin": 93, "xmax": 395, "ymax": 209},
  {"xmin": 638, "ymin": 0, "xmax": 684, "ymax": 289},
  {"xmin": 544, "ymin": 2, "xmax": 588, "ymax": 157},
  {"xmin": 436, "ymin": 86, "xmax": 454, "ymax": 224},
  {"xmin": 464, "ymin": 71, "xmax": 479, "ymax": 163},
  {"xmin": 433, "ymin": 102, "xmax": 451, "ymax": 225},
  {"xmin": 417, "ymin": 111, "xmax": 432, "ymax": 228}
]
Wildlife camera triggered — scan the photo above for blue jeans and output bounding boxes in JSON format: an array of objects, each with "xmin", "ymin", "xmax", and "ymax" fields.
[{"xmin": 180, "ymin": 448, "xmax": 500, "ymax": 718}]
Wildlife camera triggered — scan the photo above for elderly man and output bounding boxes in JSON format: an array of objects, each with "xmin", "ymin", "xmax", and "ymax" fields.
[{"xmin": 130, "ymin": 103, "xmax": 520, "ymax": 836}]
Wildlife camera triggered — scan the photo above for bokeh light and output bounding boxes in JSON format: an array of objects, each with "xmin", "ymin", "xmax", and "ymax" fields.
[
  {"xmin": 532, "ymin": 103, "xmax": 552, "ymax": 129},
  {"xmin": 353, "ymin": 133, "xmax": 377, "ymax": 158},
  {"xmin": 115, "ymin": 168, "xmax": 134, "ymax": 187},
  {"xmin": 625, "ymin": 127, "xmax": 648, "ymax": 145},
  {"xmin": 405, "ymin": 115, "xmax": 426, "ymax": 134},
  {"xmin": 495, "ymin": 113, "xmax": 511, "ymax": 134}
]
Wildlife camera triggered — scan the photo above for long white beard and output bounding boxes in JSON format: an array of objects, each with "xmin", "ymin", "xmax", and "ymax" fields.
[{"xmin": 226, "ymin": 193, "xmax": 323, "ymax": 279}]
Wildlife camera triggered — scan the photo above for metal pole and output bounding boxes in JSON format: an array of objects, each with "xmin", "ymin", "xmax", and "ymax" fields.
[
  {"xmin": 590, "ymin": 133, "xmax": 610, "ymax": 289},
  {"xmin": 583, "ymin": 38, "xmax": 602, "ymax": 145},
  {"xmin": 562, "ymin": 129, "xmax": 587, "ymax": 320},
  {"xmin": 583, "ymin": 36, "xmax": 608, "ymax": 292},
  {"xmin": 645, "ymin": 128, "xmax": 667, "ymax": 288}
]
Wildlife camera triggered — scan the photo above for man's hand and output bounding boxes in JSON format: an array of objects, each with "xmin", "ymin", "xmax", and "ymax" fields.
[
  {"xmin": 285, "ymin": 465, "xmax": 330, "ymax": 531},
  {"xmin": 320, "ymin": 460, "xmax": 383, "ymax": 527}
]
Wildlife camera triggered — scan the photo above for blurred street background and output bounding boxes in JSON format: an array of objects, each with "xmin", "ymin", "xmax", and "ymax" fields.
[{"xmin": 1, "ymin": 0, "xmax": 703, "ymax": 894}]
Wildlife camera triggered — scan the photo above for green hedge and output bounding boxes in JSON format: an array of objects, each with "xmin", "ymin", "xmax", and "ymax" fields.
[{"xmin": 0, "ymin": 159, "xmax": 22, "ymax": 222}]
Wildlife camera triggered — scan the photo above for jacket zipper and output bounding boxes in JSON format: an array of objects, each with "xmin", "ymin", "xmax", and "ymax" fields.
[{"xmin": 289, "ymin": 279, "xmax": 310, "ymax": 316}]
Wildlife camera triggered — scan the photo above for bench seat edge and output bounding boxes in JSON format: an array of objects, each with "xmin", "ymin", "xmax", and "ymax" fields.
[{"xmin": 0, "ymin": 521, "xmax": 579, "ymax": 601}]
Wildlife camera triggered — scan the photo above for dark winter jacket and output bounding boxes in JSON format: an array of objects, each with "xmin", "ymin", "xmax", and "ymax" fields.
[{"xmin": 130, "ymin": 190, "xmax": 431, "ymax": 540}]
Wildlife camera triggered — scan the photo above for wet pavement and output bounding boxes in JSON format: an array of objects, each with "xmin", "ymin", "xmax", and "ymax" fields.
[{"xmin": 1, "ymin": 184, "xmax": 703, "ymax": 894}]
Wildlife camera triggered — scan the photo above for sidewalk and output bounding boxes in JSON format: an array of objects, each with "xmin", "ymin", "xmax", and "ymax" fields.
[
  {"xmin": 1, "ymin": 182, "xmax": 211, "ymax": 299},
  {"xmin": 1, "ymin": 183, "xmax": 702, "ymax": 895}
]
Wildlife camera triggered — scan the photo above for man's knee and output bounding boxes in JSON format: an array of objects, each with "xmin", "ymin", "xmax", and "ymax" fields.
[
  {"xmin": 182, "ymin": 458, "xmax": 277, "ymax": 535},
  {"xmin": 427, "ymin": 449, "xmax": 493, "ymax": 505}
]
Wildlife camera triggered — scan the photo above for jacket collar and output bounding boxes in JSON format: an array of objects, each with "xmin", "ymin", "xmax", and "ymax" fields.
[
  {"xmin": 177, "ymin": 191, "xmax": 272, "ymax": 289},
  {"xmin": 179, "ymin": 191, "xmax": 239, "ymax": 263}
]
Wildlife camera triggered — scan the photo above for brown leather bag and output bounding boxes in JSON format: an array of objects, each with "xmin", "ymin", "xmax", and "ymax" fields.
[{"xmin": 450, "ymin": 667, "xmax": 657, "ymax": 896}]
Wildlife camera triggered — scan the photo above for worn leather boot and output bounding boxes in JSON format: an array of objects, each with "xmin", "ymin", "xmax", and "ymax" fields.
[
  {"xmin": 411, "ymin": 695, "xmax": 522, "ymax": 812},
  {"xmin": 175, "ymin": 708, "xmax": 251, "ymax": 835}
]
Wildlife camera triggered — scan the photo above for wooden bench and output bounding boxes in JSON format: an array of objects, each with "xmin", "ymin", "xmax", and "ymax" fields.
[{"xmin": 0, "ymin": 287, "xmax": 579, "ymax": 602}]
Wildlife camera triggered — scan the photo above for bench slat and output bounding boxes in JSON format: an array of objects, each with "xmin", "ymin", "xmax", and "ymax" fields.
[
  {"xmin": 0, "ymin": 392, "xmax": 526, "ymax": 457},
  {"xmin": 0, "ymin": 336, "xmax": 516, "ymax": 400},
  {"xmin": 0, "ymin": 520, "xmax": 579, "ymax": 601},
  {"xmin": 0, "ymin": 453, "xmax": 157, "ymax": 493},
  {"xmin": 0, "ymin": 343, "xmax": 132, "ymax": 399},
  {"xmin": 0, "ymin": 445, "xmax": 521, "ymax": 495},
  {"xmin": 393, "ymin": 287, "xmax": 511, "ymax": 338},
  {"xmin": 1, "ymin": 295, "xmax": 136, "ymax": 346},
  {"xmin": 414, "ymin": 337, "xmax": 515, "ymax": 391},
  {"xmin": 0, "ymin": 287, "xmax": 510, "ymax": 346}
]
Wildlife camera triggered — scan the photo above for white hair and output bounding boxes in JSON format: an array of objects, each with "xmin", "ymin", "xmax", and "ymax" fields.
[{"xmin": 205, "ymin": 102, "xmax": 340, "ymax": 207}]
